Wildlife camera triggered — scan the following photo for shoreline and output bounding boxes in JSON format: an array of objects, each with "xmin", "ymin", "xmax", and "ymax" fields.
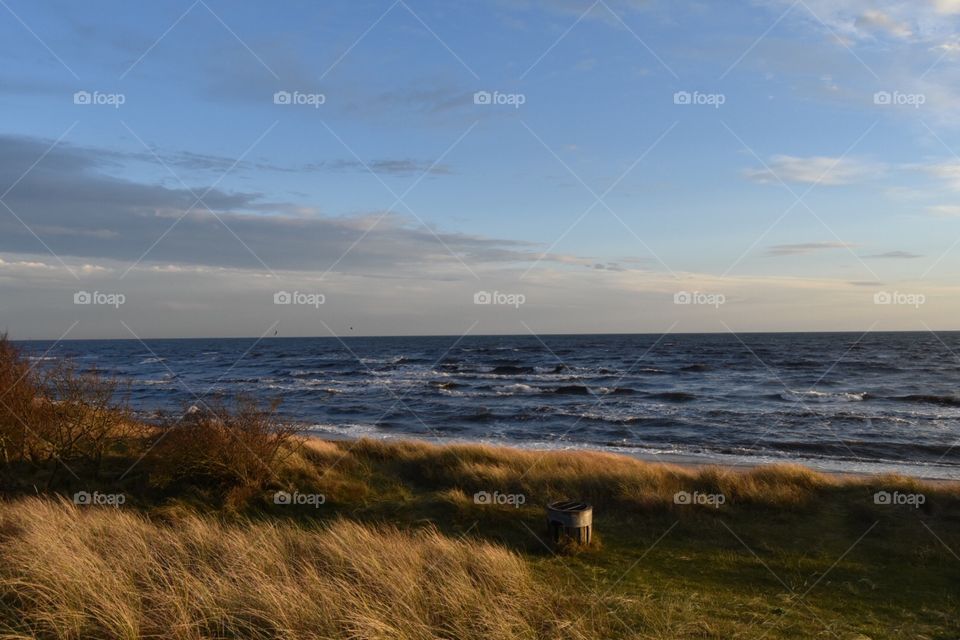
[
  {"xmin": 627, "ymin": 450, "xmax": 959, "ymax": 484},
  {"xmin": 304, "ymin": 431, "xmax": 960, "ymax": 484}
]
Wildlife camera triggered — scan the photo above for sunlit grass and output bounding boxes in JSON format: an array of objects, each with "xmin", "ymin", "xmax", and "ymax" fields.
[{"xmin": 0, "ymin": 497, "xmax": 587, "ymax": 640}]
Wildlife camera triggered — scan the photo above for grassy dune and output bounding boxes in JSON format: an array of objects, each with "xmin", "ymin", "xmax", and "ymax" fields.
[
  {"xmin": 2, "ymin": 336, "xmax": 960, "ymax": 639},
  {"xmin": 1, "ymin": 438, "xmax": 958, "ymax": 639},
  {"xmin": 287, "ymin": 439, "xmax": 960, "ymax": 639},
  {"xmin": 0, "ymin": 498, "xmax": 573, "ymax": 640}
]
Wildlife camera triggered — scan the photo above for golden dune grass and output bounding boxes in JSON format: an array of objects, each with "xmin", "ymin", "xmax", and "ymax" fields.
[
  {"xmin": 300, "ymin": 437, "xmax": 958, "ymax": 510},
  {"xmin": 0, "ymin": 498, "xmax": 587, "ymax": 640}
]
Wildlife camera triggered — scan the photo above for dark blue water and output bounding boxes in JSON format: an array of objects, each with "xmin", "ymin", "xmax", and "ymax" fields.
[{"xmin": 18, "ymin": 332, "xmax": 960, "ymax": 479}]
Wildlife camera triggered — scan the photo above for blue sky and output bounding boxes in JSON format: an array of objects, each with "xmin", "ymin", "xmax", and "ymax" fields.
[{"xmin": 2, "ymin": 0, "xmax": 960, "ymax": 338}]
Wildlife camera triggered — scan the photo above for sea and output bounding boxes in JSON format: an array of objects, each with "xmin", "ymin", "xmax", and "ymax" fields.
[{"xmin": 17, "ymin": 332, "xmax": 960, "ymax": 479}]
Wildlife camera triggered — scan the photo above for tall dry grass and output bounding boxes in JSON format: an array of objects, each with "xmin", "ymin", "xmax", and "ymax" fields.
[
  {"xmin": 304, "ymin": 437, "xmax": 959, "ymax": 511},
  {"xmin": 326, "ymin": 437, "xmax": 834, "ymax": 507},
  {"xmin": 0, "ymin": 497, "xmax": 589, "ymax": 640}
]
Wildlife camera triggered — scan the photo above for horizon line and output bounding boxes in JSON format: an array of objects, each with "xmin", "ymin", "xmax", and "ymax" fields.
[{"xmin": 10, "ymin": 328, "xmax": 960, "ymax": 342}]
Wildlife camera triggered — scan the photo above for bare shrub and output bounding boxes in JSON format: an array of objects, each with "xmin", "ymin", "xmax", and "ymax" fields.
[
  {"xmin": 149, "ymin": 397, "xmax": 296, "ymax": 491},
  {"xmin": 36, "ymin": 362, "xmax": 132, "ymax": 475},
  {"xmin": 0, "ymin": 335, "xmax": 131, "ymax": 483},
  {"xmin": 0, "ymin": 333, "xmax": 39, "ymax": 467}
]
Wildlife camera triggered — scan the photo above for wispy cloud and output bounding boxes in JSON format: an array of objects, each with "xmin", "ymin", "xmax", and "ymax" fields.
[
  {"xmin": 101, "ymin": 145, "xmax": 454, "ymax": 178},
  {"xmin": 765, "ymin": 241, "xmax": 857, "ymax": 256},
  {"xmin": 933, "ymin": 0, "xmax": 960, "ymax": 14},
  {"xmin": 744, "ymin": 155, "xmax": 880, "ymax": 186},
  {"xmin": 854, "ymin": 10, "xmax": 912, "ymax": 39},
  {"xmin": 317, "ymin": 159, "xmax": 454, "ymax": 176},
  {"xmin": 863, "ymin": 250, "xmax": 923, "ymax": 259},
  {"xmin": 759, "ymin": 0, "xmax": 960, "ymax": 42},
  {"xmin": 928, "ymin": 204, "xmax": 960, "ymax": 216},
  {"xmin": 922, "ymin": 161, "xmax": 960, "ymax": 190}
]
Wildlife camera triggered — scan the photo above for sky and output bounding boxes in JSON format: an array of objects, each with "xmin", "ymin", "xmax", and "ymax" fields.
[{"xmin": 2, "ymin": 0, "xmax": 960, "ymax": 339}]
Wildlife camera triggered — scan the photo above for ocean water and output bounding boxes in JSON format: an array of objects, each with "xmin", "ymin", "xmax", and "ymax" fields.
[{"xmin": 18, "ymin": 332, "xmax": 960, "ymax": 479}]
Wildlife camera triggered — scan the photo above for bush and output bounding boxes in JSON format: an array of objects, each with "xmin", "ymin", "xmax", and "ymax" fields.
[
  {"xmin": 0, "ymin": 335, "xmax": 130, "ymax": 484},
  {"xmin": 0, "ymin": 333, "xmax": 39, "ymax": 467},
  {"xmin": 36, "ymin": 361, "xmax": 132, "ymax": 473},
  {"xmin": 149, "ymin": 397, "xmax": 296, "ymax": 492},
  {"xmin": 1, "ymin": 334, "xmax": 296, "ymax": 494}
]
